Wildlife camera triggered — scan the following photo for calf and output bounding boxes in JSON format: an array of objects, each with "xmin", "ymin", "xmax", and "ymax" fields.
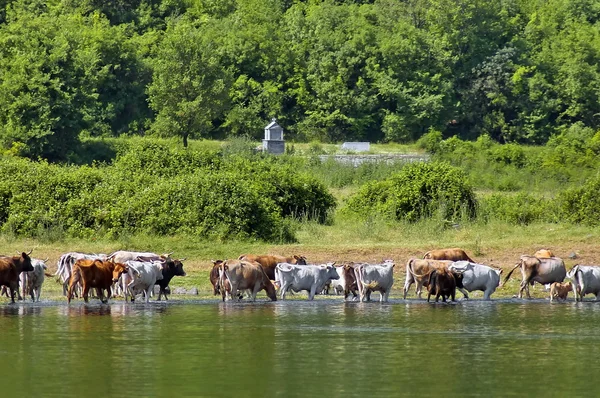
[
  {"xmin": 423, "ymin": 248, "xmax": 475, "ymax": 262},
  {"xmin": 341, "ymin": 264, "xmax": 359, "ymax": 300},
  {"xmin": 238, "ymin": 254, "xmax": 307, "ymax": 280},
  {"xmin": 427, "ymin": 268, "xmax": 456, "ymax": 303},
  {"xmin": 275, "ymin": 263, "xmax": 339, "ymax": 300},
  {"xmin": 549, "ymin": 281, "xmax": 572, "ymax": 302},
  {"xmin": 354, "ymin": 261, "xmax": 395, "ymax": 302}
]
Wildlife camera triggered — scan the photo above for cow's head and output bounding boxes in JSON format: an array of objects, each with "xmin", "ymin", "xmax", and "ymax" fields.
[
  {"xmin": 325, "ymin": 264, "xmax": 339, "ymax": 280},
  {"xmin": 264, "ymin": 279, "xmax": 277, "ymax": 301},
  {"xmin": 211, "ymin": 260, "xmax": 224, "ymax": 295},
  {"xmin": 293, "ymin": 255, "xmax": 307, "ymax": 265},
  {"xmin": 166, "ymin": 259, "xmax": 186, "ymax": 277},
  {"xmin": 19, "ymin": 251, "xmax": 34, "ymax": 272},
  {"xmin": 112, "ymin": 263, "xmax": 128, "ymax": 283},
  {"xmin": 451, "ymin": 270, "xmax": 464, "ymax": 289}
]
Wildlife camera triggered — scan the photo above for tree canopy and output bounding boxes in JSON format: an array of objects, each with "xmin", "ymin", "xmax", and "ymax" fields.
[{"xmin": 2, "ymin": 0, "xmax": 600, "ymax": 158}]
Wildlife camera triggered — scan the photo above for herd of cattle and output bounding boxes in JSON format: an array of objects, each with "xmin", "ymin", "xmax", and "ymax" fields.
[
  {"xmin": 0, "ymin": 247, "xmax": 599, "ymax": 304},
  {"xmin": 0, "ymin": 250, "xmax": 185, "ymax": 304},
  {"xmin": 212, "ymin": 248, "xmax": 599, "ymax": 303}
]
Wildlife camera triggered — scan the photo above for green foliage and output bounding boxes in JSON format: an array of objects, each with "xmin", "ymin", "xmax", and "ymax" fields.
[
  {"xmin": 147, "ymin": 17, "xmax": 232, "ymax": 147},
  {"xmin": 344, "ymin": 162, "xmax": 476, "ymax": 222},
  {"xmin": 478, "ymin": 193, "xmax": 558, "ymax": 225},
  {"xmin": 0, "ymin": 140, "xmax": 339, "ymax": 241},
  {"xmin": 416, "ymin": 129, "xmax": 443, "ymax": 153},
  {"xmin": 560, "ymin": 175, "xmax": 600, "ymax": 225}
]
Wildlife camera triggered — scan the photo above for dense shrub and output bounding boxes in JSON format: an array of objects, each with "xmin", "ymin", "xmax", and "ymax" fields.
[
  {"xmin": 0, "ymin": 143, "xmax": 338, "ymax": 241},
  {"xmin": 560, "ymin": 175, "xmax": 600, "ymax": 225},
  {"xmin": 344, "ymin": 162, "xmax": 477, "ymax": 222},
  {"xmin": 478, "ymin": 193, "xmax": 559, "ymax": 225}
]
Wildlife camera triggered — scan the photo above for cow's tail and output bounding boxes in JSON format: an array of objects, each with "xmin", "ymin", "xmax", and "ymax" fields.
[
  {"xmin": 423, "ymin": 251, "xmax": 431, "ymax": 260},
  {"xmin": 465, "ymin": 254, "xmax": 476, "ymax": 263},
  {"xmin": 501, "ymin": 263, "xmax": 521, "ymax": 287},
  {"xmin": 407, "ymin": 263, "xmax": 434, "ymax": 280}
]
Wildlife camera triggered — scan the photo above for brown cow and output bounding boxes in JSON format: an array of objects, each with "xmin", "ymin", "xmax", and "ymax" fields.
[
  {"xmin": 210, "ymin": 260, "xmax": 224, "ymax": 295},
  {"xmin": 423, "ymin": 248, "xmax": 475, "ymax": 262},
  {"xmin": 238, "ymin": 254, "xmax": 307, "ymax": 280},
  {"xmin": 403, "ymin": 258, "xmax": 452, "ymax": 299},
  {"xmin": 534, "ymin": 249, "xmax": 554, "ymax": 258},
  {"xmin": 503, "ymin": 255, "xmax": 567, "ymax": 299},
  {"xmin": 67, "ymin": 259, "xmax": 129, "ymax": 304},
  {"xmin": 427, "ymin": 267, "xmax": 456, "ymax": 303},
  {"xmin": 549, "ymin": 281, "xmax": 572, "ymax": 302},
  {"xmin": 341, "ymin": 263, "xmax": 359, "ymax": 300},
  {"xmin": 220, "ymin": 260, "xmax": 277, "ymax": 302},
  {"xmin": 0, "ymin": 252, "xmax": 34, "ymax": 303}
]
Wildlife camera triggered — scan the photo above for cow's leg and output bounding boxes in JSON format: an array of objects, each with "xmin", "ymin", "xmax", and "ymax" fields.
[
  {"xmin": 308, "ymin": 285, "xmax": 317, "ymax": 301},
  {"xmin": 145, "ymin": 286, "xmax": 153, "ymax": 303},
  {"xmin": 451, "ymin": 290, "xmax": 455, "ymax": 302},
  {"xmin": 82, "ymin": 283, "xmax": 90, "ymax": 303},
  {"xmin": 483, "ymin": 289, "xmax": 493, "ymax": 301},
  {"xmin": 36, "ymin": 287, "xmax": 41, "ymax": 302},
  {"xmin": 403, "ymin": 280, "xmax": 412, "ymax": 299},
  {"xmin": 416, "ymin": 282, "xmax": 424, "ymax": 299},
  {"xmin": 457, "ymin": 287, "xmax": 469, "ymax": 299}
]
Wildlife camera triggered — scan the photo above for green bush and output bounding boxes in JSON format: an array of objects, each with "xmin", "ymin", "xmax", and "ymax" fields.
[
  {"xmin": 344, "ymin": 162, "xmax": 476, "ymax": 222},
  {"xmin": 560, "ymin": 175, "xmax": 600, "ymax": 225},
  {"xmin": 0, "ymin": 142, "xmax": 338, "ymax": 241},
  {"xmin": 416, "ymin": 129, "xmax": 443, "ymax": 153},
  {"xmin": 478, "ymin": 193, "xmax": 558, "ymax": 225}
]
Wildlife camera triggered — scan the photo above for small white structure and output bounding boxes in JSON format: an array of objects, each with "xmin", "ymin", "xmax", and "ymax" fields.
[
  {"xmin": 262, "ymin": 118, "xmax": 285, "ymax": 154},
  {"xmin": 341, "ymin": 142, "xmax": 370, "ymax": 152}
]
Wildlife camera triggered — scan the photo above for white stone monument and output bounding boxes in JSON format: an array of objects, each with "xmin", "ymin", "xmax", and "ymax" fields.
[{"xmin": 262, "ymin": 118, "xmax": 285, "ymax": 154}]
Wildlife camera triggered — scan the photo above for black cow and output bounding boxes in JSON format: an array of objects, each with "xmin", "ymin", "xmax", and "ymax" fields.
[{"xmin": 155, "ymin": 259, "xmax": 186, "ymax": 300}]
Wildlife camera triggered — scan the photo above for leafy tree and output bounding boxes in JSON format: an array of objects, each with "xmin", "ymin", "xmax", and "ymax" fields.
[{"xmin": 148, "ymin": 17, "xmax": 232, "ymax": 147}]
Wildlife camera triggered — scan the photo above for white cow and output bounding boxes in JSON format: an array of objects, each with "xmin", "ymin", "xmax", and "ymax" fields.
[
  {"xmin": 20, "ymin": 259, "xmax": 49, "ymax": 302},
  {"xmin": 124, "ymin": 260, "xmax": 164, "ymax": 303},
  {"xmin": 275, "ymin": 263, "xmax": 339, "ymax": 300},
  {"xmin": 353, "ymin": 261, "xmax": 395, "ymax": 302},
  {"xmin": 448, "ymin": 261, "xmax": 502, "ymax": 300},
  {"xmin": 108, "ymin": 251, "xmax": 171, "ymax": 264},
  {"xmin": 55, "ymin": 252, "xmax": 108, "ymax": 296},
  {"xmin": 567, "ymin": 265, "xmax": 600, "ymax": 301}
]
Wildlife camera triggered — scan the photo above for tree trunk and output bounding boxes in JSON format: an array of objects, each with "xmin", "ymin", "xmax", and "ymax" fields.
[{"xmin": 183, "ymin": 132, "xmax": 189, "ymax": 148}]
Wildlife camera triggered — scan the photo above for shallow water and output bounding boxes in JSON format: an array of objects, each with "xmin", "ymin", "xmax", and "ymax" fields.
[{"xmin": 0, "ymin": 299, "xmax": 597, "ymax": 397}]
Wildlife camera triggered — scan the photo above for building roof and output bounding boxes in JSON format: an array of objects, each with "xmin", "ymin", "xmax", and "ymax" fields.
[{"xmin": 265, "ymin": 118, "xmax": 282, "ymax": 130}]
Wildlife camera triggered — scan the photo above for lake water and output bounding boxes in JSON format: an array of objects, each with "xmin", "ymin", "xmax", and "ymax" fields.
[{"xmin": 0, "ymin": 299, "xmax": 598, "ymax": 397}]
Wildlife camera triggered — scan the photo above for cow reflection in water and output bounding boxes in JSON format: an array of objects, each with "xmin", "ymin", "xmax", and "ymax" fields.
[{"xmin": 0, "ymin": 305, "xmax": 41, "ymax": 317}]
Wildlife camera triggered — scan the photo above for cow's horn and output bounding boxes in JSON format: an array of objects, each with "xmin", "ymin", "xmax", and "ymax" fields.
[
  {"xmin": 179, "ymin": 257, "xmax": 186, "ymax": 261},
  {"xmin": 43, "ymin": 257, "xmax": 49, "ymax": 262},
  {"xmin": 26, "ymin": 249, "xmax": 33, "ymax": 255}
]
